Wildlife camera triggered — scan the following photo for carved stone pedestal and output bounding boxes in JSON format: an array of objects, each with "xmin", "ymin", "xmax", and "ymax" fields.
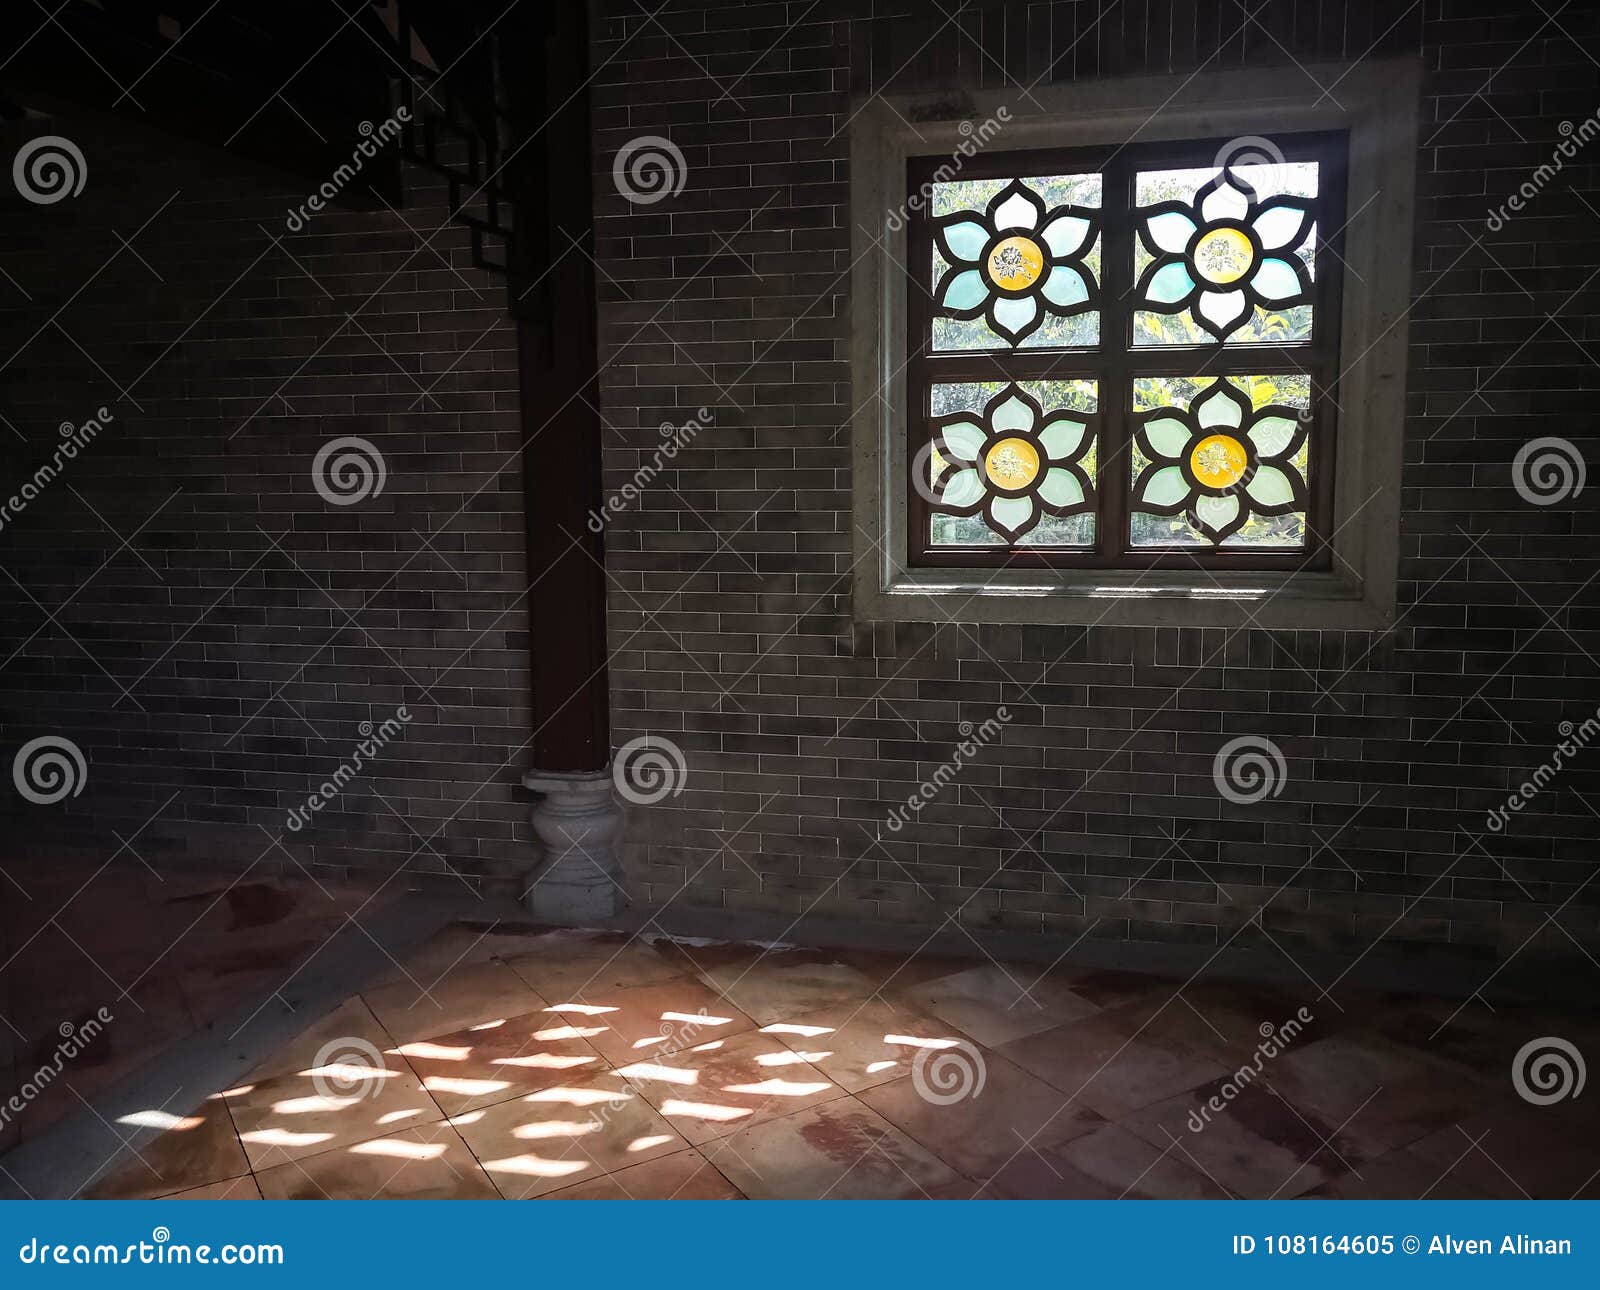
[{"xmin": 522, "ymin": 767, "xmax": 625, "ymax": 922}]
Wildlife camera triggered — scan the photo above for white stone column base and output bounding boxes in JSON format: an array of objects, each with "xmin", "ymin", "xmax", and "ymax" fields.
[{"xmin": 522, "ymin": 767, "xmax": 626, "ymax": 922}]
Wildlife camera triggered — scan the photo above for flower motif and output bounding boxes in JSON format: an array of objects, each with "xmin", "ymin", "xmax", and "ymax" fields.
[
  {"xmin": 933, "ymin": 180, "xmax": 1099, "ymax": 346},
  {"xmin": 1135, "ymin": 167, "xmax": 1314, "ymax": 342},
  {"xmin": 1131, "ymin": 379, "xmax": 1308, "ymax": 544},
  {"xmin": 929, "ymin": 384, "xmax": 1096, "ymax": 542}
]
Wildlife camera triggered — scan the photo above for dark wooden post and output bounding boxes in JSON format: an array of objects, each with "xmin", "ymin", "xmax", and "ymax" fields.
[{"xmin": 502, "ymin": 0, "xmax": 621, "ymax": 919}]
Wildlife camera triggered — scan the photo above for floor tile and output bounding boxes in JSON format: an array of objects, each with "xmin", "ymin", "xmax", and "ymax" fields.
[
  {"xmin": 391, "ymin": 1010, "xmax": 608, "ymax": 1115},
  {"xmin": 362, "ymin": 961, "xmax": 547, "ymax": 1046},
  {"xmin": 896, "ymin": 963, "xmax": 1101, "ymax": 1047},
  {"xmin": 504, "ymin": 930, "xmax": 693, "ymax": 1000},
  {"xmin": 703, "ymin": 1099, "xmax": 964, "ymax": 1199},
  {"xmin": 255, "ymin": 1123, "xmax": 498, "ymax": 1199},
  {"xmin": 614, "ymin": 1028, "xmax": 844, "ymax": 1145},
  {"xmin": 452, "ymin": 1068, "xmax": 690, "ymax": 1199},
  {"xmin": 762, "ymin": 996, "xmax": 978, "ymax": 1094},
  {"xmin": 165, "ymin": 1174, "xmax": 263, "ymax": 1200},
  {"xmin": 543, "ymin": 1148, "xmax": 743, "ymax": 1199},
  {"xmin": 858, "ymin": 1049, "xmax": 1105, "ymax": 1180},
  {"xmin": 551, "ymin": 977, "xmax": 757, "ymax": 1067},
  {"xmin": 86, "ymin": 1095, "xmax": 250, "ymax": 1199},
  {"xmin": 691, "ymin": 950, "xmax": 876, "ymax": 1026}
]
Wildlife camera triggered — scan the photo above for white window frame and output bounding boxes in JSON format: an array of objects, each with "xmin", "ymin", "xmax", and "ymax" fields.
[{"xmin": 849, "ymin": 59, "xmax": 1421, "ymax": 629}]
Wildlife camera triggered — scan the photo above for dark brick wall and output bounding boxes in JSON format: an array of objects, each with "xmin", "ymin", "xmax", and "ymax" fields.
[
  {"xmin": 593, "ymin": 0, "xmax": 1600, "ymax": 961},
  {"xmin": 0, "ymin": 109, "xmax": 529, "ymax": 893}
]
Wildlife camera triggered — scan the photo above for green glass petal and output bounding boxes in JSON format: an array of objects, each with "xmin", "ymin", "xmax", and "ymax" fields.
[
  {"xmin": 1038, "ymin": 467, "xmax": 1084, "ymax": 509},
  {"xmin": 1039, "ymin": 417, "xmax": 1086, "ymax": 460},
  {"xmin": 1040, "ymin": 265, "xmax": 1089, "ymax": 309},
  {"xmin": 1245, "ymin": 464, "xmax": 1296, "ymax": 507},
  {"xmin": 1250, "ymin": 257, "xmax": 1302, "ymax": 303},
  {"xmin": 1194, "ymin": 493, "xmax": 1240, "ymax": 532},
  {"xmin": 992, "ymin": 295, "xmax": 1038, "ymax": 337},
  {"xmin": 1195, "ymin": 384, "xmax": 1244, "ymax": 428},
  {"xmin": 990, "ymin": 494, "xmax": 1035, "ymax": 535},
  {"xmin": 1041, "ymin": 214, "xmax": 1092, "ymax": 258},
  {"xmin": 1248, "ymin": 414, "xmax": 1298, "ymax": 458},
  {"xmin": 1144, "ymin": 261, "xmax": 1194, "ymax": 305},
  {"xmin": 941, "ymin": 219, "xmax": 988, "ymax": 262},
  {"xmin": 1144, "ymin": 210, "xmax": 1196, "ymax": 253},
  {"xmin": 940, "ymin": 268, "xmax": 988, "ymax": 311},
  {"xmin": 1142, "ymin": 415, "xmax": 1189, "ymax": 458},
  {"xmin": 1251, "ymin": 203, "xmax": 1305, "ymax": 251},
  {"xmin": 991, "ymin": 393, "xmax": 1034, "ymax": 434},
  {"xmin": 940, "ymin": 420, "xmax": 986, "ymax": 459},
  {"xmin": 1140, "ymin": 465, "xmax": 1190, "ymax": 508},
  {"xmin": 942, "ymin": 466, "xmax": 984, "ymax": 508}
]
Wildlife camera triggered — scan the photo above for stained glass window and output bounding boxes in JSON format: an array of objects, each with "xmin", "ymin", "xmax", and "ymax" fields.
[{"xmin": 908, "ymin": 133, "xmax": 1343, "ymax": 569}]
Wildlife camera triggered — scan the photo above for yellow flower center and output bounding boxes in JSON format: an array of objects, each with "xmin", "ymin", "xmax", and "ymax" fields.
[
  {"xmin": 1190, "ymin": 433, "xmax": 1248, "ymax": 488},
  {"xmin": 1192, "ymin": 226, "xmax": 1256, "ymax": 285},
  {"xmin": 986, "ymin": 235, "xmax": 1044, "ymax": 290},
  {"xmin": 984, "ymin": 436, "xmax": 1041, "ymax": 489}
]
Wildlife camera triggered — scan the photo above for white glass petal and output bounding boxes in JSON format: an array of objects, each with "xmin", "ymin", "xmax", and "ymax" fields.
[
  {"xmin": 1194, "ymin": 384, "xmax": 1244, "ymax": 428},
  {"xmin": 1194, "ymin": 493, "xmax": 1241, "ymax": 532},
  {"xmin": 1199, "ymin": 183, "xmax": 1250, "ymax": 223},
  {"xmin": 990, "ymin": 393, "xmax": 1035, "ymax": 435},
  {"xmin": 1247, "ymin": 414, "xmax": 1298, "ymax": 458},
  {"xmin": 1039, "ymin": 417, "xmax": 1086, "ymax": 460},
  {"xmin": 989, "ymin": 494, "xmax": 1036, "ymax": 535},
  {"xmin": 1251, "ymin": 202, "xmax": 1307, "ymax": 251},
  {"xmin": 991, "ymin": 191, "xmax": 1041, "ymax": 231},
  {"xmin": 1038, "ymin": 467, "xmax": 1084, "ymax": 509},
  {"xmin": 1144, "ymin": 209, "xmax": 1197, "ymax": 253},
  {"xmin": 941, "ymin": 467, "xmax": 984, "ymax": 508},
  {"xmin": 1196, "ymin": 287, "xmax": 1249, "ymax": 334},
  {"xmin": 992, "ymin": 294, "xmax": 1039, "ymax": 338},
  {"xmin": 1140, "ymin": 465, "xmax": 1189, "ymax": 508}
]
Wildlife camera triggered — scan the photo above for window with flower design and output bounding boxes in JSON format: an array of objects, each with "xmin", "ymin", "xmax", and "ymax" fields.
[{"xmin": 907, "ymin": 133, "xmax": 1345, "ymax": 570}]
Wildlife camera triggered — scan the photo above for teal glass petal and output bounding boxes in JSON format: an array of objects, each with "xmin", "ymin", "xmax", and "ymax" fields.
[
  {"xmin": 1039, "ymin": 417, "xmax": 1086, "ymax": 461},
  {"xmin": 1040, "ymin": 265, "xmax": 1089, "ymax": 309},
  {"xmin": 1194, "ymin": 384, "xmax": 1244, "ymax": 428},
  {"xmin": 940, "ymin": 219, "xmax": 988, "ymax": 262},
  {"xmin": 940, "ymin": 420, "xmax": 986, "ymax": 459},
  {"xmin": 991, "ymin": 393, "xmax": 1035, "ymax": 434},
  {"xmin": 1250, "ymin": 257, "xmax": 1302, "ymax": 303},
  {"xmin": 1142, "ymin": 415, "xmax": 1189, "ymax": 458},
  {"xmin": 1194, "ymin": 493, "xmax": 1240, "ymax": 531},
  {"xmin": 1038, "ymin": 467, "xmax": 1084, "ymax": 509},
  {"xmin": 1245, "ymin": 464, "xmax": 1296, "ymax": 507},
  {"xmin": 1247, "ymin": 414, "xmax": 1298, "ymax": 458},
  {"xmin": 1144, "ymin": 210, "xmax": 1196, "ymax": 253},
  {"xmin": 1251, "ymin": 202, "xmax": 1306, "ymax": 251},
  {"xmin": 992, "ymin": 295, "xmax": 1039, "ymax": 338},
  {"xmin": 1140, "ymin": 465, "xmax": 1190, "ymax": 508},
  {"xmin": 989, "ymin": 494, "xmax": 1036, "ymax": 535},
  {"xmin": 940, "ymin": 269, "xmax": 988, "ymax": 311},
  {"xmin": 1144, "ymin": 261, "xmax": 1194, "ymax": 305},
  {"xmin": 1041, "ymin": 214, "xmax": 1092, "ymax": 259},
  {"xmin": 942, "ymin": 466, "xmax": 984, "ymax": 508}
]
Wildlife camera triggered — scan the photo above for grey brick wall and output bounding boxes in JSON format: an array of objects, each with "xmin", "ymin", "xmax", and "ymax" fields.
[
  {"xmin": 0, "ymin": 111, "xmax": 529, "ymax": 893},
  {"xmin": 593, "ymin": 0, "xmax": 1600, "ymax": 961}
]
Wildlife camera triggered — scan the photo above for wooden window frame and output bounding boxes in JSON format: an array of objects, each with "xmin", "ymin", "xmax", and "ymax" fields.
[{"xmin": 905, "ymin": 132, "xmax": 1348, "ymax": 572}]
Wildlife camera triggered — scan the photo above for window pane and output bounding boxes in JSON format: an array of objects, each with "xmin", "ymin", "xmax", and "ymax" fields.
[
  {"xmin": 927, "ymin": 380, "xmax": 1098, "ymax": 547},
  {"xmin": 930, "ymin": 174, "xmax": 1102, "ymax": 351},
  {"xmin": 1129, "ymin": 374, "xmax": 1311, "ymax": 547},
  {"xmin": 1132, "ymin": 158, "xmax": 1318, "ymax": 347}
]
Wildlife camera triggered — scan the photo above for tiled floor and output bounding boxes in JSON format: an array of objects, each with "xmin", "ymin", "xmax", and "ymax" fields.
[{"xmin": 4, "ymin": 867, "xmax": 1598, "ymax": 1200}]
